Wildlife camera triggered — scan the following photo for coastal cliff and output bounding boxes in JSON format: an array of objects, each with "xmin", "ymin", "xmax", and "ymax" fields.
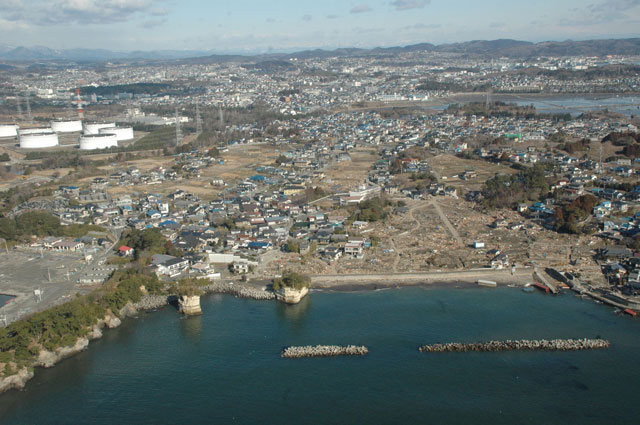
[
  {"xmin": 37, "ymin": 337, "xmax": 90, "ymax": 368},
  {"xmin": 0, "ymin": 367, "xmax": 34, "ymax": 393},
  {"xmin": 0, "ymin": 306, "xmax": 132, "ymax": 394}
]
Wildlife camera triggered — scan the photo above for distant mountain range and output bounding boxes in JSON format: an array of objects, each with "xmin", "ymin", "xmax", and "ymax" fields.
[
  {"xmin": 0, "ymin": 45, "xmax": 212, "ymax": 61},
  {"xmin": 1, "ymin": 38, "xmax": 639, "ymax": 63}
]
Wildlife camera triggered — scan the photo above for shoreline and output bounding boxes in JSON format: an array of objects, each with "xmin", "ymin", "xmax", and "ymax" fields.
[{"xmin": 0, "ymin": 267, "xmax": 604, "ymax": 396}]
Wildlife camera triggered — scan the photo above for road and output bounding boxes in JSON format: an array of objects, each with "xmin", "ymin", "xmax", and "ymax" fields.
[{"xmin": 430, "ymin": 198, "xmax": 464, "ymax": 246}]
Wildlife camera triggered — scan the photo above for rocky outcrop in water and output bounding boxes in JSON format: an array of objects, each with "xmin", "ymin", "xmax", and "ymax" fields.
[
  {"xmin": 179, "ymin": 295, "xmax": 202, "ymax": 316},
  {"xmin": 419, "ymin": 338, "xmax": 610, "ymax": 353},
  {"xmin": 275, "ymin": 287, "xmax": 309, "ymax": 304},
  {"xmin": 282, "ymin": 345, "xmax": 369, "ymax": 358}
]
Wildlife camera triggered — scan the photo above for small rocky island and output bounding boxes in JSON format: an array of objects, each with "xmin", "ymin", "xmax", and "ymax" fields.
[
  {"xmin": 176, "ymin": 279, "xmax": 204, "ymax": 316},
  {"xmin": 273, "ymin": 272, "xmax": 311, "ymax": 304}
]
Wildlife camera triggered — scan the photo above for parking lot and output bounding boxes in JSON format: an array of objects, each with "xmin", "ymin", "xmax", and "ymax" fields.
[{"xmin": 0, "ymin": 248, "xmax": 109, "ymax": 325}]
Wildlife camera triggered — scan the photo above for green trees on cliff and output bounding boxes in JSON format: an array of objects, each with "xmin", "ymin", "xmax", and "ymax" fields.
[
  {"xmin": 0, "ymin": 269, "xmax": 164, "ymax": 376},
  {"xmin": 273, "ymin": 272, "xmax": 311, "ymax": 290}
]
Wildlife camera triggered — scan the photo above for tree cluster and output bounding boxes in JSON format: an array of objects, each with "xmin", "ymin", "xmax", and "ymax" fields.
[
  {"xmin": 120, "ymin": 228, "xmax": 182, "ymax": 262},
  {"xmin": 273, "ymin": 271, "xmax": 311, "ymax": 291},
  {"xmin": 354, "ymin": 197, "xmax": 393, "ymax": 222},
  {"xmin": 481, "ymin": 163, "xmax": 550, "ymax": 209},
  {"xmin": 553, "ymin": 194, "xmax": 599, "ymax": 234},
  {"xmin": 0, "ymin": 211, "xmax": 103, "ymax": 242}
]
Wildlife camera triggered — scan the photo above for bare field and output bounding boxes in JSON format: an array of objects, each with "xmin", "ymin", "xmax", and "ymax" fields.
[
  {"xmin": 201, "ymin": 144, "xmax": 279, "ymax": 183},
  {"xmin": 324, "ymin": 148, "xmax": 379, "ymax": 190},
  {"xmin": 429, "ymin": 154, "xmax": 517, "ymax": 190}
]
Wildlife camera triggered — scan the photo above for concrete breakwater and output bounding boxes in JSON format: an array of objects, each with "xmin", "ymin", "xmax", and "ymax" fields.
[
  {"xmin": 133, "ymin": 282, "xmax": 275, "ymax": 312},
  {"xmin": 134, "ymin": 294, "xmax": 168, "ymax": 310},
  {"xmin": 419, "ymin": 338, "xmax": 610, "ymax": 353},
  {"xmin": 282, "ymin": 345, "xmax": 369, "ymax": 358},
  {"xmin": 203, "ymin": 281, "xmax": 276, "ymax": 300}
]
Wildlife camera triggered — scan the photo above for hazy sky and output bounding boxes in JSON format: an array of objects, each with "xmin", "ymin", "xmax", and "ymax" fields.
[{"xmin": 0, "ymin": 0, "xmax": 639, "ymax": 52}]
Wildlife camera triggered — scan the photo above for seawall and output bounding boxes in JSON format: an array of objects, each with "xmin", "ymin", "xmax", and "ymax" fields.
[{"xmin": 312, "ymin": 268, "xmax": 533, "ymax": 288}]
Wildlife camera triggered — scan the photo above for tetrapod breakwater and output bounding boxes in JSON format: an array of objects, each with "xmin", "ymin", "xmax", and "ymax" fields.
[
  {"xmin": 282, "ymin": 345, "xmax": 369, "ymax": 358},
  {"xmin": 418, "ymin": 338, "xmax": 610, "ymax": 353}
]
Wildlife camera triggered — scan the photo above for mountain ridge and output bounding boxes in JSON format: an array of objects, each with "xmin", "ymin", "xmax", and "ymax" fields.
[{"xmin": 1, "ymin": 38, "xmax": 639, "ymax": 63}]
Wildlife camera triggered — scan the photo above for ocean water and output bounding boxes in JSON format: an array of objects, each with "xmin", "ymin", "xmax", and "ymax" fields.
[
  {"xmin": 0, "ymin": 295, "xmax": 15, "ymax": 308},
  {"xmin": 1, "ymin": 285, "xmax": 639, "ymax": 425},
  {"xmin": 512, "ymin": 96, "xmax": 640, "ymax": 117}
]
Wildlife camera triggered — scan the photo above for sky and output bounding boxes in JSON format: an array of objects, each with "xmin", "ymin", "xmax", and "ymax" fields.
[{"xmin": 0, "ymin": 0, "xmax": 639, "ymax": 53}]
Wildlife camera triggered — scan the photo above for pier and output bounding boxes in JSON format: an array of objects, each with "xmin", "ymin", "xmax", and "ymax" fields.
[{"xmin": 419, "ymin": 338, "xmax": 610, "ymax": 353}]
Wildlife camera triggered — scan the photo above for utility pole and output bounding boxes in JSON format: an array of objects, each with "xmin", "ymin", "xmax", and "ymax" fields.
[{"xmin": 47, "ymin": 267, "xmax": 51, "ymax": 283}]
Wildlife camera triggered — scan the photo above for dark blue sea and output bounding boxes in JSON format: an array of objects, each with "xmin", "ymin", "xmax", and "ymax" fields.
[{"xmin": 1, "ymin": 285, "xmax": 639, "ymax": 425}]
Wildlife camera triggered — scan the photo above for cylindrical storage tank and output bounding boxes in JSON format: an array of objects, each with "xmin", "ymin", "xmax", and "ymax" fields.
[
  {"xmin": 19, "ymin": 132, "xmax": 59, "ymax": 149},
  {"xmin": 99, "ymin": 126, "xmax": 134, "ymax": 141},
  {"xmin": 51, "ymin": 120, "xmax": 83, "ymax": 133},
  {"xmin": 18, "ymin": 127, "xmax": 54, "ymax": 135},
  {"xmin": 0, "ymin": 124, "xmax": 19, "ymax": 138},
  {"xmin": 79, "ymin": 134, "xmax": 118, "ymax": 150},
  {"xmin": 83, "ymin": 122, "xmax": 116, "ymax": 135}
]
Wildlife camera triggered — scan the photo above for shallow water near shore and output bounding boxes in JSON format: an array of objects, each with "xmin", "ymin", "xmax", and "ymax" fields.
[{"xmin": 1, "ymin": 286, "xmax": 640, "ymax": 425}]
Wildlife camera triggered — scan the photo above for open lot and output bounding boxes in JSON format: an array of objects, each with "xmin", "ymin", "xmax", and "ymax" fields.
[
  {"xmin": 323, "ymin": 148, "xmax": 379, "ymax": 191},
  {"xmin": 0, "ymin": 247, "xmax": 113, "ymax": 325}
]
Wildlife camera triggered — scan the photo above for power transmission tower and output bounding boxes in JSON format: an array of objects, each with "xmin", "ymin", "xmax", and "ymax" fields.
[
  {"xmin": 16, "ymin": 95, "xmax": 23, "ymax": 119},
  {"xmin": 175, "ymin": 108, "xmax": 183, "ymax": 147},
  {"xmin": 218, "ymin": 107, "xmax": 224, "ymax": 126},
  {"xmin": 599, "ymin": 143, "xmax": 603, "ymax": 174},
  {"xmin": 196, "ymin": 101, "xmax": 203, "ymax": 135},
  {"xmin": 25, "ymin": 92, "xmax": 32, "ymax": 123}
]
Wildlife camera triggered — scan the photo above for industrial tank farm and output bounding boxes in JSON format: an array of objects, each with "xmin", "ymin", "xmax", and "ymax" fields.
[
  {"xmin": 51, "ymin": 120, "xmax": 83, "ymax": 133},
  {"xmin": 78, "ymin": 133, "xmax": 118, "ymax": 150},
  {"xmin": 83, "ymin": 122, "xmax": 116, "ymax": 135},
  {"xmin": 99, "ymin": 126, "xmax": 134, "ymax": 141},
  {"xmin": 0, "ymin": 124, "xmax": 19, "ymax": 138},
  {"xmin": 18, "ymin": 128, "xmax": 59, "ymax": 148}
]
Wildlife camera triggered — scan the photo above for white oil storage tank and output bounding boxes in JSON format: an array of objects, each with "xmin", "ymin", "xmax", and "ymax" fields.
[
  {"xmin": 79, "ymin": 134, "xmax": 118, "ymax": 150},
  {"xmin": 83, "ymin": 122, "xmax": 116, "ymax": 135},
  {"xmin": 51, "ymin": 120, "xmax": 83, "ymax": 133},
  {"xmin": 0, "ymin": 124, "xmax": 19, "ymax": 138},
  {"xmin": 99, "ymin": 126, "xmax": 134, "ymax": 141},
  {"xmin": 19, "ymin": 131, "xmax": 59, "ymax": 148},
  {"xmin": 18, "ymin": 127, "xmax": 53, "ymax": 135}
]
